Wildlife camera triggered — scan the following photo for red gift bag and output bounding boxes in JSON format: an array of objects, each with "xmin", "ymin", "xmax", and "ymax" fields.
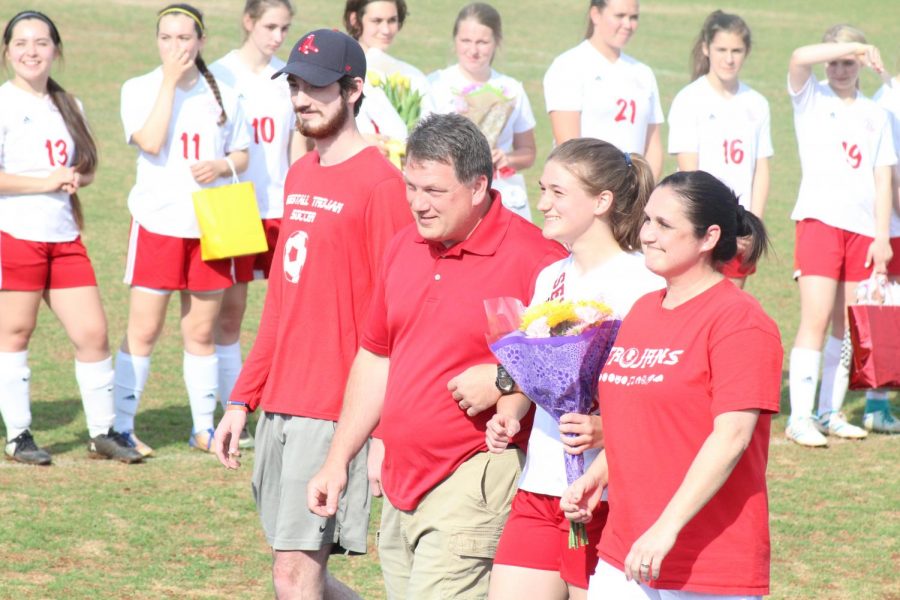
[{"xmin": 848, "ymin": 304, "xmax": 900, "ymax": 390}]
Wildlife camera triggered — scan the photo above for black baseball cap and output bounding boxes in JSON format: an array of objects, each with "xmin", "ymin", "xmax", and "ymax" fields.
[{"xmin": 272, "ymin": 29, "xmax": 366, "ymax": 86}]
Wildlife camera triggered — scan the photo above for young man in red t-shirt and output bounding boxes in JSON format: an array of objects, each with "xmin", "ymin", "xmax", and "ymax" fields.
[
  {"xmin": 308, "ymin": 113, "xmax": 566, "ymax": 598},
  {"xmin": 212, "ymin": 29, "xmax": 411, "ymax": 598}
]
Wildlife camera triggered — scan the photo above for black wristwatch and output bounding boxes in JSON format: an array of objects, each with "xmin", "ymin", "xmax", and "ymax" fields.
[{"xmin": 495, "ymin": 365, "xmax": 516, "ymax": 394}]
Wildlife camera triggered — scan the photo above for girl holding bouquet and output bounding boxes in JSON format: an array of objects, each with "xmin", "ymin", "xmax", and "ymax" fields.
[
  {"xmin": 484, "ymin": 139, "xmax": 662, "ymax": 600},
  {"xmin": 114, "ymin": 3, "xmax": 250, "ymax": 456},
  {"xmin": 0, "ymin": 11, "xmax": 142, "ymax": 464},
  {"xmin": 343, "ymin": 0, "xmax": 426, "ymax": 148},
  {"xmin": 561, "ymin": 171, "xmax": 782, "ymax": 599},
  {"xmin": 667, "ymin": 11, "xmax": 772, "ymax": 288},
  {"xmin": 209, "ymin": 0, "xmax": 307, "ymax": 450},
  {"xmin": 422, "ymin": 3, "xmax": 537, "ymax": 221},
  {"xmin": 543, "ymin": 0, "xmax": 664, "ymax": 180}
]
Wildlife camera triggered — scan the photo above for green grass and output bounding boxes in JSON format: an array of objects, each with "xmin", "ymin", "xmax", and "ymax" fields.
[{"xmin": 2, "ymin": 1, "xmax": 899, "ymax": 598}]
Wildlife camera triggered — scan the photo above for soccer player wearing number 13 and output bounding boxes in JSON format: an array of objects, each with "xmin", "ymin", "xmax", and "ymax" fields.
[{"xmin": 667, "ymin": 11, "xmax": 772, "ymax": 288}]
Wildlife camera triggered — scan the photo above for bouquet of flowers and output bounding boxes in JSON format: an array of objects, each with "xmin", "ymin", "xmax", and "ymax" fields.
[
  {"xmin": 367, "ymin": 71, "xmax": 422, "ymax": 133},
  {"xmin": 453, "ymin": 83, "xmax": 517, "ymax": 179},
  {"xmin": 486, "ymin": 297, "xmax": 621, "ymax": 547}
]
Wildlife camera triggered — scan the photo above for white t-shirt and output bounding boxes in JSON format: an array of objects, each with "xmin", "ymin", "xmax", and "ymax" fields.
[
  {"xmin": 668, "ymin": 76, "xmax": 773, "ymax": 208},
  {"xmin": 789, "ymin": 74, "xmax": 897, "ymax": 236},
  {"xmin": 543, "ymin": 40, "xmax": 664, "ymax": 154},
  {"xmin": 422, "ymin": 65, "xmax": 537, "ymax": 220},
  {"xmin": 356, "ymin": 47, "xmax": 427, "ymax": 142},
  {"xmin": 120, "ymin": 67, "xmax": 251, "ymax": 238},
  {"xmin": 210, "ymin": 51, "xmax": 295, "ymax": 220},
  {"xmin": 873, "ymin": 81, "xmax": 900, "ymax": 237},
  {"xmin": 517, "ymin": 251, "xmax": 665, "ymax": 497},
  {"xmin": 0, "ymin": 81, "xmax": 80, "ymax": 242}
]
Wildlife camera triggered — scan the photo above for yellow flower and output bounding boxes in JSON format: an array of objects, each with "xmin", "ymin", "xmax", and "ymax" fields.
[
  {"xmin": 519, "ymin": 299, "xmax": 613, "ymax": 334},
  {"xmin": 367, "ymin": 72, "xmax": 382, "ymax": 88}
]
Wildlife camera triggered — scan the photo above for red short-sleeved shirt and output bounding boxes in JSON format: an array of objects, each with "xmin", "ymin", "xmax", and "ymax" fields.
[
  {"xmin": 362, "ymin": 195, "xmax": 567, "ymax": 510},
  {"xmin": 231, "ymin": 147, "xmax": 412, "ymax": 418},
  {"xmin": 597, "ymin": 279, "xmax": 782, "ymax": 596}
]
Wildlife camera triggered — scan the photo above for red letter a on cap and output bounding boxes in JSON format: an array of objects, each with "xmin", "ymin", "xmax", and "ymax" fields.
[{"xmin": 298, "ymin": 34, "xmax": 319, "ymax": 54}]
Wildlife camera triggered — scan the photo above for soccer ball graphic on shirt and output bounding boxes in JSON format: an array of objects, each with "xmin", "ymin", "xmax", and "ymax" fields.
[{"xmin": 283, "ymin": 230, "xmax": 309, "ymax": 283}]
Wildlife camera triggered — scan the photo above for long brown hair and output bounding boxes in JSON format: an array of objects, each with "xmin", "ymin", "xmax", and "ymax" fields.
[
  {"xmin": 690, "ymin": 10, "xmax": 751, "ymax": 81},
  {"xmin": 3, "ymin": 11, "xmax": 98, "ymax": 230}
]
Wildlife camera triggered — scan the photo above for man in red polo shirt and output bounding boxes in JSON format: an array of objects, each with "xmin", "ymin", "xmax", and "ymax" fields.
[{"xmin": 309, "ymin": 113, "xmax": 566, "ymax": 599}]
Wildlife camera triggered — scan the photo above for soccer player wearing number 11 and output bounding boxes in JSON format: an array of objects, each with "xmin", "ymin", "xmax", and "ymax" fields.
[{"xmin": 667, "ymin": 11, "xmax": 772, "ymax": 288}]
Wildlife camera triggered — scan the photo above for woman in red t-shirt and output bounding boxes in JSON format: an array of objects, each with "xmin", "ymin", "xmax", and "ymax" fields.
[{"xmin": 561, "ymin": 170, "xmax": 782, "ymax": 599}]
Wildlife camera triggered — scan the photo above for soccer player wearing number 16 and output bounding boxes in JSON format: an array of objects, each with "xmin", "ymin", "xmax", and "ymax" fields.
[{"xmin": 667, "ymin": 11, "xmax": 772, "ymax": 289}]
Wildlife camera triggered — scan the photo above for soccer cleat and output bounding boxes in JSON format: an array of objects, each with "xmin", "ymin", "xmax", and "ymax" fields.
[
  {"xmin": 815, "ymin": 412, "xmax": 868, "ymax": 439},
  {"xmin": 785, "ymin": 416, "xmax": 828, "ymax": 447},
  {"xmin": 88, "ymin": 429, "xmax": 144, "ymax": 463},
  {"xmin": 863, "ymin": 409, "xmax": 900, "ymax": 434},
  {"xmin": 4, "ymin": 430, "xmax": 52, "ymax": 465},
  {"xmin": 238, "ymin": 424, "xmax": 254, "ymax": 450},
  {"xmin": 189, "ymin": 428, "xmax": 215, "ymax": 453},
  {"xmin": 118, "ymin": 430, "xmax": 154, "ymax": 458}
]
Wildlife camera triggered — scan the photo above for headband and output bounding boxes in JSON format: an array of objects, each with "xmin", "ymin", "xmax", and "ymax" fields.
[
  {"xmin": 157, "ymin": 7, "xmax": 205, "ymax": 33},
  {"xmin": 4, "ymin": 10, "xmax": 59, "ymax": 41}
]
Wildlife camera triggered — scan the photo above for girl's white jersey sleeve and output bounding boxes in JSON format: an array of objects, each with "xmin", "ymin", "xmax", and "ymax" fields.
[
  {"xmin": 121, "ymin": 68, "xmax": 252, "ymax": 238},
  {"xmin": 0, "ymin": 81, "xmax": 79, "ymax": 242},
  {"xmin": 668, "ymin": 77, "xmax": 773, "ymax": 208},
  {"xmin": 789, "ymin": 74, "xmax": 897, "ymax": 236},
  {"xmin": 873, "ymin": 81, "xmax": 900, "ymax": 236},
  {"xmin": 517, "ymin": 252, "xmax": 665, "ymax": 497},
  {"xmin": 210, "ymin": 51, "xmax": 295, "ymax": 220},
  {"xmin": 543, "ymin": 40, "xmax": 664, "ymax": 154}
]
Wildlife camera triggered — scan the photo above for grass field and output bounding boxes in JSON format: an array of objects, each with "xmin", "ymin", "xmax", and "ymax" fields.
[{"xmin": 1, "ymin": 0, "xmax": 899, "ymax": 598}]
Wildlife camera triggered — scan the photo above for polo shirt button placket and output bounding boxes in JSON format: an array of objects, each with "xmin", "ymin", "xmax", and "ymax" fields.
[{"xmin": 434, "ymin": 274, "xmax": 441, "ymax": 281}]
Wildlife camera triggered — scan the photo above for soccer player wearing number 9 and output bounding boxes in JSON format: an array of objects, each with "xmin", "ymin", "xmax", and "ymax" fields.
[
  {"xmin": 543, "ymin": 0, "xmax": 664, "ymax": 180},
  {"xmin": 209, "ymin": 0, "xmax": 307, "ymax": 450},
  {"xmin": 667, "ymin": 11, "xmax": 772, "ymax": 288},
  {"xmin": 785, "ymin": 26, "xmax": 897, "ymax": 448},
  {"xmin": 114, "ymin": 4, "xmax": 251, "ymax": 456}
]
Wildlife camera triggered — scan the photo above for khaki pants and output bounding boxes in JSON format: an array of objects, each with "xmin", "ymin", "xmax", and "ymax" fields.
[{"xmin": 377, "ymin": 448, "xmax": 523, "ymax": 599}]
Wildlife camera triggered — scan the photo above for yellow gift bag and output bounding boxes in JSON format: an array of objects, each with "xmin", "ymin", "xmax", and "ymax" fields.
[{"xmin": 192, "ymin": 164, "xmax": 268, "ymax": 261}]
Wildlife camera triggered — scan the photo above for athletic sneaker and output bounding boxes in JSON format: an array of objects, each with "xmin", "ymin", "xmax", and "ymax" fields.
[
  {"xmin": 238, "ymin": 425, "xmax": 254, "ymax": 449},
  {"xmin": 815, "ymin": 411, "xmax": 868, "ymax": 439},
  {"xmin": 119, "ymin": 430, "xmax": 154, "ymax": 458},
  {"xmin": 863, "ymin": 409, "xmax": 900, "ymax": 434},
  {"xmin": 189, "ymin": 428, "xmax": 215, "ymax": 453},
  {"xmin": 4, "ymin": 430, "xmax": 52, "ymax": 465},
  {"xmin": 88, "ymin": 429, "xmax": 144, "ymax": 464},
  {"xmin": 785, "ymin": 416, "xmax": 828, "ymax": 447}
]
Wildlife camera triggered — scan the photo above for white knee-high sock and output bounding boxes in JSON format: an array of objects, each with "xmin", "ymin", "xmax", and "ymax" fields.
[
  {"xmin": 184, "ymin": 352, "xmax": 218, "ymax": 432},
  {"xmin": 0, "ymin": 351, "xmax": 31, "ymax": 440},
  {"xmin": 75, "ymin": 357, "xmax": 115, "ymax": 438},
  {"xmin": 216, "ymin": 342, "xmax": 242, "ymax": 409},
  {"xmin": 113, "ymin": 350, "xmax": 151, "ymax": 433},
  {"xmin": 789, "ymin": 348, "xmax": 821, "ymax": 420},
  {"xmin": 817, "ymin": 336, "xmax": 848, "ymax": 417}
]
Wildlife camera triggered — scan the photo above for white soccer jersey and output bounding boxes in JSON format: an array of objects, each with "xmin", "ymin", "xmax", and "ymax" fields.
[
  {"xmin": 789, "ymin": 75, "xmax": 897, "ymax": 237},
  {"xmin": 543, "ymin": 40, "xmax": 664, "ymax": 154},
  {"xmin": 422, "ymin": 65, "xmax": 537, "ymax": 219},
  {"xmin": 668, "ymin": 77, "xmax": 773, "ymax": 208},
  {"xmin": 211, "ymin": 51, "xmax": 296, "ymax": 220},
  {"xmin": 121, "ymin": 67, "xmax": 251, "ymax": 238},
  {"xmin": 873, "ymin": 81, "xmax": 900, "ymax": 236},
  {"xmin": 0, "ymin": 81, "xmax": 80, "ymax": 242}
]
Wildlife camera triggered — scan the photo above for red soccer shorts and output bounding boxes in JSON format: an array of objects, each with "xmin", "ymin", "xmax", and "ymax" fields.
[
  {"xmin": 794, "ymin": 218, "xmax": 873, "ymax": 282},
  {"xmin": 232, "ymin": 218, "xmax": 281, "ymax": 282},
  {"xmin": 124, "ymin": 221, "xmax": 234, "ymax": 292},
  {"xmin": 0, "ymin": 231, "xmax": 97, "ymax": 291},
  {"xmin": 889, "ymin": 238, "xmax": 900, "ymax": 276},
  {"xmin": 720, "ymin": 253, "xmax": 757, "ymax": 279},
  {"xmin": 493, "ymin": 489, "xmax": 608, "ymax": 589}
]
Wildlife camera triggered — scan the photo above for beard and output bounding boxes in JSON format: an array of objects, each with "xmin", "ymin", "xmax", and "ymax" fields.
[{"xmin": 297, "ymin": 102, "xmax": 350, "ymax": 140}]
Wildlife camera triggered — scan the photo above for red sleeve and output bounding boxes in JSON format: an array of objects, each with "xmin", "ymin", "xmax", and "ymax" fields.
[
  {"xmin": 709, "ymin": 323, "xmax": 783, "ymax": 416},
  {"xmin": 360, "ymin": 236, "xmax": 397, "ymax": 357},
  {"xmin": 365, "ymin": 177, "xmax": 412, "ymax": 283}
]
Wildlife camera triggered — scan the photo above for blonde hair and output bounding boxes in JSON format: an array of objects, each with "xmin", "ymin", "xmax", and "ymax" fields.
[{"xmin": 822, "ymin": 24, "xmax": 866, "ymax": 44}]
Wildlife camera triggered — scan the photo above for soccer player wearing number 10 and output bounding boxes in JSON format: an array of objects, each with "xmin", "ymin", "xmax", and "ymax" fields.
[{"xmin": 667, "ymin": 11, "xmax": 772, "ymax": 289}]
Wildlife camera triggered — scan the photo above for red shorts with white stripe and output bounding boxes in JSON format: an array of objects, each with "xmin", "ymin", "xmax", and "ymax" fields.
[
  {"xmin": 794, "ymin": 219, "xmax": 874, "ymax": 281},
  {"xmin": 0, "ymin": 231, "xmax": 97, "ymax": 291},
  {"xmin": 231, "ymin": 218, "xmax": 281, "ymax": 282},
  {"xmin": 124, "ymin": 221, "xmax": 233, "ymax": 292},
  {"xmin": 493, "ymin": 489, "xmax": 608, "ymax": 589}
]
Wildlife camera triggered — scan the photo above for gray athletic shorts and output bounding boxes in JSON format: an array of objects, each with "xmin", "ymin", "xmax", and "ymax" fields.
[{"xmin": 251, "ymin": 412, "xmax": 371, "ymax": 553}]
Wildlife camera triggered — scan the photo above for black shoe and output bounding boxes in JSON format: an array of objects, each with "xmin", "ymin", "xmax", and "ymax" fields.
[
  {"xmin": 88, "ymin": 429, "xmax": 143, "ymax": 464},
  {"xmin": 238, "ymin": 424, "xmax": 255, "ymax": 449},
  {"xmin": 4, "ymin": 430, "xmax": 52, "ymax": 465}
]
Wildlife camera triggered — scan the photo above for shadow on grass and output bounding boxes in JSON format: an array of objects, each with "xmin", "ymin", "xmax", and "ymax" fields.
[{"xmin": 31, "ymin": 397, "xmax": 82, "ymax": 430}]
